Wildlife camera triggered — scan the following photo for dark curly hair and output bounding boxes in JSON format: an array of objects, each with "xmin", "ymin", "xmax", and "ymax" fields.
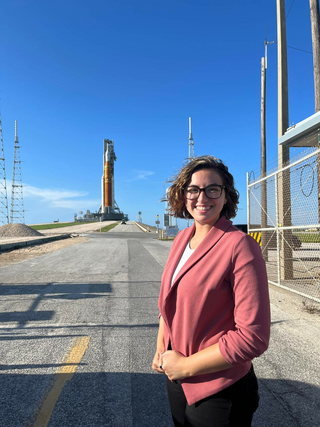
[{"xmin": 163, "ymin": 156, "xmax": 239, "ymax": 220}]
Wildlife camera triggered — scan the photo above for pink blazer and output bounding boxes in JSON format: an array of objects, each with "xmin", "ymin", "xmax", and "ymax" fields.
[{"xmin": 158, "ymin": 216, "xmax": 270, "ymax": 405}]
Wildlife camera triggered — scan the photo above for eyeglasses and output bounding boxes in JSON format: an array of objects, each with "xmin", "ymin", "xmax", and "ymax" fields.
[{"xmin": 183, "ymin": 184, "xmax": 226, "ymax": 200}]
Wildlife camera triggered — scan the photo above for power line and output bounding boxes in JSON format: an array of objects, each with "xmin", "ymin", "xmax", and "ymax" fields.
[
  {"xmin": 287, "ymin": 45, "xmax": 313, "ymax": 54},
  {"xmin": 286, "ymin": 0, "xmax": 296, "ymax": 20},
  {"xmin": 268, "ymin": 40, "xmax": 312, "ymax": 55},
  {"xmin": 271, "ymin": 0, "xmax": 308, "ymax": 53}
]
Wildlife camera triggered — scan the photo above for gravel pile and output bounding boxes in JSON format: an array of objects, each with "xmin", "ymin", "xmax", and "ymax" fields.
[{"xmin": 0, "ymin": 223, "xmax": 44, "ymax": 238}]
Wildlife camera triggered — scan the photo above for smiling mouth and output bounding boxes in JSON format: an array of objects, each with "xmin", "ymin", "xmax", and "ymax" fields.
[{"xmin": 195, "ymin": 206, "xmax": 212, "ymax": 211}]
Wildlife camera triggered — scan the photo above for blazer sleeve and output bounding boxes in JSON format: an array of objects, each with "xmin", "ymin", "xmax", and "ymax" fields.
[{"xmin": 218, "ymin": 234, "xmax": 271, "ymax": 366}]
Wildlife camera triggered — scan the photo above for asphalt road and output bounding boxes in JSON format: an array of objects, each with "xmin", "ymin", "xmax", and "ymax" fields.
[{"xmin": 0, "ymin": 223, "xmax": 319, "ymax": 426}]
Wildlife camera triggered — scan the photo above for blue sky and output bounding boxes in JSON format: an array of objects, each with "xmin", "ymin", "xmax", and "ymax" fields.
[{"xmin": 0, "ymin": 0, "xmax": 316, "ymax": 228}]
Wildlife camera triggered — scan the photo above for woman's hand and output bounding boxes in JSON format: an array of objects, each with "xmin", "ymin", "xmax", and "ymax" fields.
[
  {"xmin": 152, "ymin": 348, "xmax": 165, "ymax": 373},
  {"xmin": 161, "ymin": 350, "xmax": 189, "ymax": 381}
]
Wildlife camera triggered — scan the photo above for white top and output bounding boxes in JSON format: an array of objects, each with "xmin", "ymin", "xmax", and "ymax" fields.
[{"xmin": 171, "ymin": 242, "xmax": 195, "ymax": 286}]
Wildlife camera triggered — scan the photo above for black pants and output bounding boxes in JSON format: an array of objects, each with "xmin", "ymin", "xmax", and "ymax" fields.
[{"xmin": 166, "ymin": 365, "xmax": 259, "ymax": 427}]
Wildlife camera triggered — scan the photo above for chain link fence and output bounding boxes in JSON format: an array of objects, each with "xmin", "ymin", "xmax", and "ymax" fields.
[{"xmin": 247, "ymin": 146, "xmax": 320, "ymax": 303}]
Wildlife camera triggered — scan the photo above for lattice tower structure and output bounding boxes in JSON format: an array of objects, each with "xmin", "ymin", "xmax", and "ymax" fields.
[
  {"xmin": 0, "ymin": 111, "xmax": 9, "ymax": 224},
  {"xmin": 10, "ymin": 121, "xmax": 25, "ymax": 224},
  {"xmin": 187, "ymin": 117, "xmax": 195, "ymax": 227},
  {"xmin": 188, "ymin": 117, "xmax": 195, "ymax": 160}
]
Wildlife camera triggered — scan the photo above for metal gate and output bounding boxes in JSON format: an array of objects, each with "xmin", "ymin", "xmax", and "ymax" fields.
[{"xmin": 247, "ymin": 147, "xmax": 320, "ymax": 303}]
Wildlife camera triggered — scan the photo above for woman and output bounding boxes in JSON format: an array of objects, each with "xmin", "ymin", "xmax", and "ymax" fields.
[{"xmin": 152, "ymin": 156, "xmax": 270, "ymax": 427}]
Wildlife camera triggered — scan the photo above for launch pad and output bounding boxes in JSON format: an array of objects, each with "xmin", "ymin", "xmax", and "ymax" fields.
[{"xmin": 101, "ymin": 212, "xmax": 124, "ymax": 220}]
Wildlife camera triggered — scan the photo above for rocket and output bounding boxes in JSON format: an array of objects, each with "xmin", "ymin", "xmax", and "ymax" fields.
[
  {"xmin": 104, "ymin": 143, "xmax": 112, "ymax": 208},
  {"xmin": 101, "ymin": 139, "xmax": 116, "ymax": 214}
]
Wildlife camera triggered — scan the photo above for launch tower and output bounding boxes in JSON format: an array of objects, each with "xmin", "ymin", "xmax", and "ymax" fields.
[
  {"xmin": 188, "ymin": 117, "xmax": 195, "ymax": 159},
  {"xmin": 187, "ymin": 117, "xmax": 195, "ymax": 228},
  {"xmin": 0, "ymin": 111, "xmax": 9, "ymax": 225},
  {"xmin": 10, "ymin": 121, "xmax": 25, "ymax": 224}
]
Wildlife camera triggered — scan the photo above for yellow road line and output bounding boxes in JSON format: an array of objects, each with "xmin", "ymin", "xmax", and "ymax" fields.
[{"xmin": 26, "ymin": 336, "xmax": 90, "ymax": 427}]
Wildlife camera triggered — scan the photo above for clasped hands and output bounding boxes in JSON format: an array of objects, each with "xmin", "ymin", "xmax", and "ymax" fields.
[{"xmin": 152, "ymin": 349, "xmax": 189, "ymax": 381}]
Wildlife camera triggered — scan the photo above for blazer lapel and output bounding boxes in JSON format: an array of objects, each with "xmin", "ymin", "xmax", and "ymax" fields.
[{"xmin": 164, "ymin": 224, "xmax": 195, "ymax": 291}]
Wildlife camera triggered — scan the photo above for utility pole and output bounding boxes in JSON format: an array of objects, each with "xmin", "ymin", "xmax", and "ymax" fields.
[
  {"xmin": 261, "ymin": 52, "xmax": 267, "ymax": 261},
  {"xmin": 277, "ymin": 0, "xmax": 293, "ymax": 280},
  {"xmin": 309, "ymin": 0, "xmax": 320, "ymax": 227},
  {"xmin": 261, "ymin": 53, "xmax": 266, "ymax": 175},
  {"xmin": 310, "ymin": 0, "xmax": 320, "ymax": 112},
  {"xmin": 277, "ymin": 0, "xmax": 289, "ymax": 139},
  {"xmin": 261, "ymin": 38, "xmax": 274, "ymax": 260}
]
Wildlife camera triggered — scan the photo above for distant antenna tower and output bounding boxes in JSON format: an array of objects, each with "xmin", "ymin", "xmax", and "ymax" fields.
[
  {"xmin": 10, "ymin": 121, "xmax": 25, "ymax": 224},
  {"xmin": 0, "ymin": 111, "xmax": 9, "ymax": 225},
  {"xmin": 188, "ymin": 117, "xmax": 195, "ymax": 160}
]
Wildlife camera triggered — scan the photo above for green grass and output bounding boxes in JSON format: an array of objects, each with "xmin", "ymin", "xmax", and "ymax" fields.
[
  {"xmin": 30, "ymin": 222, "xmax": 97, "ymax": 230},
  {"xmin": 296, "ymin": 233, "xmax": 320, "ymax": 243},
  {"xmin": 98, "ymin": 222, "xmax": 120, "ymax": 232}
]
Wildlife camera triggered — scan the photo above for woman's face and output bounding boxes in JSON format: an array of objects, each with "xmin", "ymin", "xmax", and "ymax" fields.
[{"xmin": 184, "ymin": 168, "xmax": 227, "ymax": 227}]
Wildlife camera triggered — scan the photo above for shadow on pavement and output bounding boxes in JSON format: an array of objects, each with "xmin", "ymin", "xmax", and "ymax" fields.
[
  {"xmin": 0, "ymin": 370, "xmax": 319, "ymax": 426},
  {"xmin": 254, "ymin": 378, "xmax": 320, "ymax": 426},
  {"xmin": 0, "ymin": 371, "xmax": 172, "ymax": 427}
]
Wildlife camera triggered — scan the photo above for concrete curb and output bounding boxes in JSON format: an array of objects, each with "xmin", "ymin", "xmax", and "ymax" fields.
[
  {"xmin": 0, "ymin": 234, "xmax": 72, "ymax": 252},
  {"xmin": 132, "ymin": 221, "xmax": 150, "ymax": 232}
]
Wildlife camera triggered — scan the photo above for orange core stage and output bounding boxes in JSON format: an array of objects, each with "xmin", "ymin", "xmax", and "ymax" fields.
[{"xmin": 104, "ymin": 161, "xmax": 112, "ymax": 207}]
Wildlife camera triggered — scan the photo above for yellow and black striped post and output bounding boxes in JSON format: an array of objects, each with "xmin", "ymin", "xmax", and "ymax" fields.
[{"xmin": 249, "ymin": 232, "xmax": 262, "ymax": 246}]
